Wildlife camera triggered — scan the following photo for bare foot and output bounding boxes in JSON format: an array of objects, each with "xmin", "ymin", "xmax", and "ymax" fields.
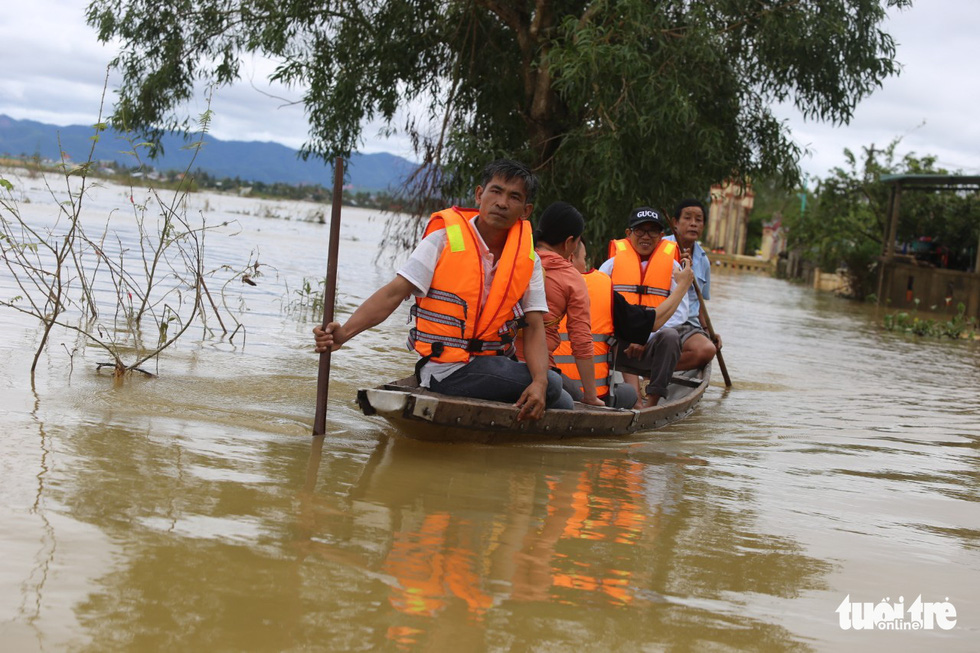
[{"xmin": 642, "ymin": 394, "xmax": 661, "ymax": 408}]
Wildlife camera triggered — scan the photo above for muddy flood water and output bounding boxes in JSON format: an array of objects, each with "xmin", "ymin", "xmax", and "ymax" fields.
[{"xmin": 1, "ymin": 171, "xmax": 978, "ymax": 652}]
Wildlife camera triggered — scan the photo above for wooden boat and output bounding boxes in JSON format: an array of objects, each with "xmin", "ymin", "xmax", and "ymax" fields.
[{"xmin": 356, "ymin": 363, "xmax": 711, "ymax": 443}]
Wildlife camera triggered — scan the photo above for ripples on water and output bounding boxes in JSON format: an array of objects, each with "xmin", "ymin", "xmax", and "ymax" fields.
[{"xmin": 1, "ymin": 171, "xmax": 977, "ymax": 651}]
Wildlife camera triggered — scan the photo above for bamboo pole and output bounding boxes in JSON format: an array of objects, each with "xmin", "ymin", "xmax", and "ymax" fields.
[
  {"xmin": 313, "ymin": 157, "xmax": 345, "ymax": 436},
  {"xmin": 691, "ymin": 278, "xmax": 731, "ymax": 387}
]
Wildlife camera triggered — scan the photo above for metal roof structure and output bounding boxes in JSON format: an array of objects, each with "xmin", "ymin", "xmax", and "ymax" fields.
[
  {"xmin": 879, "ymin": 173, "xmax": 980, "ymax": 192},
  {"xmin": 876, "ymin": 174, "xmax": 980, "ymax": 302}
]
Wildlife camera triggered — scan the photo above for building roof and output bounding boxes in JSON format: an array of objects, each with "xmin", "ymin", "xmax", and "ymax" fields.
[{"xmin": 879, "ymin": 174, "xmax": 980, "ymax": 191}]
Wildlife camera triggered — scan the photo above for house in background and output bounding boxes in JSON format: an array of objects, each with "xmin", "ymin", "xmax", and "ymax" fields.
[
  {"xmin": 706, "ymin": 180, "xmax": 755, "ymax": 256},
  {"xmin": 703, "ymin": 180, "xmax": 774, "ymax": 273},
  {"xmin": 877, "ymin": 174, "xmax": 980, "ymax": 319},
  {"xmin": 760, "ymin": 214, "xmax": 788, "ymax": 261}
]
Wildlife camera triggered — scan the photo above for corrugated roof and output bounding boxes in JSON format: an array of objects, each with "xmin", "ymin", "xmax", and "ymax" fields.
[{"xmin": 879, "ymin": 173, "xmax": 980, "ymax": 189}]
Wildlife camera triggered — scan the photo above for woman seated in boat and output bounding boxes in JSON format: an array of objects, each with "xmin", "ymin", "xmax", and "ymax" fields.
[
  {"xmin": 514, "ymin": 201, "xmax": 605, "ymax": 407},
  {"xmin": 556, "ymin": 239, "xmax": 694, "ymax": 409}
]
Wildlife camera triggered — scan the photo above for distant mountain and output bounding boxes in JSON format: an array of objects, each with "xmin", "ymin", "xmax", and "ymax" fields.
[{"xmin": 0, "ymin": 114, "xmax": 416, "ymax": 192}]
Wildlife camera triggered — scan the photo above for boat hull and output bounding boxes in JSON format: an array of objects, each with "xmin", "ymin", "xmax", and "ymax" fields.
[{"xmin": 356, "ymin": 364, "xmax": 711, "ymax": 443}]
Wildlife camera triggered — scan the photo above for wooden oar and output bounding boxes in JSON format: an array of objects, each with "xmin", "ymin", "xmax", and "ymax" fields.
[
  {"xmin": 691, "ymin": 278, "xmax": 732, "ymax": 387},
  {"xmin": 304, "ymin": 431, "xmax": 326, "ymax": 490},
  {"xmin": 312, "ymin": 157, "xmax": 345, "ymax": 436}
]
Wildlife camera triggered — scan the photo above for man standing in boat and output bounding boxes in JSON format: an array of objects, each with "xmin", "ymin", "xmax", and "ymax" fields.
[
  {"xmin": 313, "ymin": 159, "xmax": 573, "ymax": 420},
  {"xmin": 598, "ymin": 207, "xmax": 691, "ymax": 408},
  {"xmin": 664, "ymin": 199, "xmax": 721, "ymax": 371}
]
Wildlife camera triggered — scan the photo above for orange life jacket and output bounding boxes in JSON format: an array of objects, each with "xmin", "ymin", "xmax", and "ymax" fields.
[
  {"xmin": 609, "ymin": 239, "xmax": 678, "ymax": 307},
  {"xmin": 610, "ymin": 237, "xmax": 684, "ymax": 262},
  {"xmin": 407, "ymin": 207, "xmax": 535, "ymax": 364},
  {"xmin": 608, "ymin": 238, "xmax": 630, "ymax": 261},
  {"xmin": 554, "ymin": 270, "xmax": 615, "ymax": 397}
]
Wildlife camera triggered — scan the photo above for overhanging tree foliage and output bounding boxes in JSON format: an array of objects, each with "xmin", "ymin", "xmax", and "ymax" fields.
[{"xmin": 87, "ymin": 0, "xmax": 911, "ymax": 246}]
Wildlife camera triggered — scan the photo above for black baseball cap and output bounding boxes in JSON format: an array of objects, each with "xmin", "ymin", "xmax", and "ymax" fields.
[{"xmin": 628, "ymin": 207, "xmax": 664, "ymax": 230}]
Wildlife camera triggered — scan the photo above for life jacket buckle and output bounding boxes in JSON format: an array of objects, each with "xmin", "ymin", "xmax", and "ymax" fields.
[{"xmin": 464, "ymin": 338, "xmax": 485, "ymax": 353}]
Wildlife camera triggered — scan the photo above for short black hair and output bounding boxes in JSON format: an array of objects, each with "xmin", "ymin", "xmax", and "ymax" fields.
[
  {"xmin": 674, "ymin": 198, "xmax": 708, "ymax": 225},
  {"xmin": 481, "ymin": 159, "xmax": 538, "ymax": 203},
  {"xmin": 534, "ymin": 202, "xmax": 585, "ymax": 245}
]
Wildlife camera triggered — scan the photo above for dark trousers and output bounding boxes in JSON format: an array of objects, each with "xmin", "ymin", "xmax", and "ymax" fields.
[
  {"xmin": 614, "ymin": 327, "xmax": 681, "ymax": 398},
  {"xmin": 559, "ymin": 370, "xmax": 639, "ymax": 409},
  {"xmin": 430, "ymin": 356, "xmax": 574, "ymax": 409}
]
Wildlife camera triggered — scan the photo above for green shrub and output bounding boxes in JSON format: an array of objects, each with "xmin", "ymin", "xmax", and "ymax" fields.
[{"xmin": 883, "ymin": 301, "xmax": 977, "ymax": 339}]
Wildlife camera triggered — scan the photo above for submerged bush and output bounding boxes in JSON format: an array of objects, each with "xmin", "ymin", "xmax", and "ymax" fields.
[{"xmin": 883, "ymin": 301, "xmax": 977, "ymax": 339}]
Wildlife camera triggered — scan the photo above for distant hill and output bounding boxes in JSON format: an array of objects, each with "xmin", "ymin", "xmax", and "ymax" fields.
[{"xmin": 0, "ymin": 114, "xmax": 416, "ymax": 192}]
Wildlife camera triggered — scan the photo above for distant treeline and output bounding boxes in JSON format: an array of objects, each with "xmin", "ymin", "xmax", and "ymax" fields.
[{"xmin": 1, "ymin": 154, "xmax": 411, "ymax": 213}]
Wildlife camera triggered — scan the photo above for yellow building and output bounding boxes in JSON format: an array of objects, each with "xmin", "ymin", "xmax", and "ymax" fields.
[{"xmin": 706, "ymin": 181, "xmax": 754, "ymax": 255}]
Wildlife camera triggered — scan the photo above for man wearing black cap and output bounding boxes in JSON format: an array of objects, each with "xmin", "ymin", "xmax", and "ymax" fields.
[{"xmin": 598, "ymin": 207, "xmax": 693, "ymax": 408}]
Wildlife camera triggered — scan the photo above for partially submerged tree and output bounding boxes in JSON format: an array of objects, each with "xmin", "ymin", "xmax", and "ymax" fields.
[
  {"xmin": 0, "ymin": 111, "xmax": 248, "ymax": 377},
  {"xmin": 87, "ymin": 0, "xmax": 911, "ymax": 245}
]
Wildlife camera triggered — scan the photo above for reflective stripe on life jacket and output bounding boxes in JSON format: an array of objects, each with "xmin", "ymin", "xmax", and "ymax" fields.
[
  {"xmin": 407, "ymin": 207, "xmax": 535, "ymax": 364},
  {"xmin": 609, "ymin": 239, "xmax": 677, "ymax": 307},
  {"xmin": 554, "ymin": 270, "xmax": 616, "ymax": 397}
]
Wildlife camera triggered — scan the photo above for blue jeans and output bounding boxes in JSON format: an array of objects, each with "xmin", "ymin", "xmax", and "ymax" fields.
[{"xmin": 430, "ymin": 356, "xmax": 574, "ymax": 409}]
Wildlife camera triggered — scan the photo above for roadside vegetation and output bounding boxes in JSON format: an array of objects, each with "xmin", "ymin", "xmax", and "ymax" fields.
[
  {"xmin": 742, "ymin": 136, "xmax": 979, "ymax": 338},
  {"xmin": 745, "ymin": 137, "xmax": 979, "ymax": 299},
  {"xmin": 784, "ymin": 139, "xmax": 978, "ymax": 300}
]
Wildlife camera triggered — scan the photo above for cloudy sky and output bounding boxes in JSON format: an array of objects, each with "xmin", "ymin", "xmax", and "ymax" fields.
[{"xmin": 2, "ymin": 0, "xmax": 978, "ymax": 182}]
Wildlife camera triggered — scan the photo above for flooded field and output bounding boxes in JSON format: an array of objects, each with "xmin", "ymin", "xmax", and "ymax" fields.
[{"xmin": 1, "ymin": 170, "xmax": 978, "ymax": 651}]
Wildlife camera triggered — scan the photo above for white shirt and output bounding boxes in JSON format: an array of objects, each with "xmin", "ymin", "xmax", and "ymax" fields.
[
  {"xmin": 598, "ymin": 255, "xmax": 690, "ymax": 342},
  {"xmin": 398, "ymin": 217, "xmax": 547, "ymax": 386}
]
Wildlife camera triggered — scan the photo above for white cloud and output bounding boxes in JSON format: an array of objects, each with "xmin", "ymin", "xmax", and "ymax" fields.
[
  {"xmin": 3, "ymin": 0, "xmax": 979, "ymax": 179},
  {"xmin": 776, "ymin": 0, "xmax": 980, "ymax": 178}
]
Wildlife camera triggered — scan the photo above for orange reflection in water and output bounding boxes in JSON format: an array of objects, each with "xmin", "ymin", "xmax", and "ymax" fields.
[
  {"xmin": 376, "ymin": 456, "xmax": 656, "ymax": 646},
  {"xmin": 542, "ymin": 459, "xmax": 649, "ymax": 606},
  {"xmin": 561, "ymin": 460, "xmax": 648, "ymax": 544},
  {"xmin": 383, "ymin": 513, "xmax": 494, "ymax": 619},
  {"xmin": 296, "ymin": 442, "xmax": 673, "ymax": 650}
]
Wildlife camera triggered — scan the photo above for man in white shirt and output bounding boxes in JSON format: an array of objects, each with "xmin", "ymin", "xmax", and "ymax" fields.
[{"xmin": 314, "ymin": 160, "xmax": 573, "ymax": 420}]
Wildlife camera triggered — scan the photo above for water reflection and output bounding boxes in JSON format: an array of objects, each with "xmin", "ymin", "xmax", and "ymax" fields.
[
  {"xmin": 21, "ymin": 382, "xmax": 53, "ymax": 636},
  {"xmin": 294, "ymin": 436, "xmax": 829, "ymax": 650},
  {"xmin": 55, "ymin": 415, "xmax": 369, "ymax": 651}
]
